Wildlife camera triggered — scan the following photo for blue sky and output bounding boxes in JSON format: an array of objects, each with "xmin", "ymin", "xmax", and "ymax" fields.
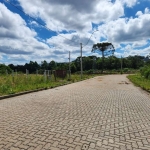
[{"xmin": 0, "ymin": 0, "xmax": 150, "ymax": 65}]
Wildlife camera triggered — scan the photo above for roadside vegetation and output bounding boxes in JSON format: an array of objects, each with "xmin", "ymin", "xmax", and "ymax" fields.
[
  {"xmin": 0, "ymin": 54, "xmax": 150, "ymax": 96},
  {"xmin": 127, "ymin": 65, "xmax": 150, "ymax": 92},
  {"xmin": 0, "ymin": 73, "xmax": 95, "ymax": 96}
]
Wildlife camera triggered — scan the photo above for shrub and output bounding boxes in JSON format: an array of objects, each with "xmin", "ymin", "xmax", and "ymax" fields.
[
  {"xmin": 140, "ymin": 65, "xmax": 150, "ymax": 79},
  {"xmin": 123, "ymin": 68, "xmax": 129, "ymax": 73},
  {"xmin": 0, "ymin": 64, "xmax": 12, "ymax": 74}
]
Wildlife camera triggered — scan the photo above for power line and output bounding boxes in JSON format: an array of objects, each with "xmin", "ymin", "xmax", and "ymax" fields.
[
  {"xmin": 82, "ymin": 30, "xmax": 99, "ymax": 48},
  {"xmin": 3, "ymin": 0, "xmax": 99, "ymax": 50},
  {"xmin": 3, "ymin": 0, "xmax": 75, "ymax": 43}
]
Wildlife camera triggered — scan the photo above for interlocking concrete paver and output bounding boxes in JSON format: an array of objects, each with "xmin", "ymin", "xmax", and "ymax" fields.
[{"xmin": 0, "ymin": 74, "xmax": 150, "ymax": 150}]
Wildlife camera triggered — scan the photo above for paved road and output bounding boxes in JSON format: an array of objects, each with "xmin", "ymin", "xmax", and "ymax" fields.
[{"xmin": 0, "ymin": 75, "xmax": 150, "ymax": 150}]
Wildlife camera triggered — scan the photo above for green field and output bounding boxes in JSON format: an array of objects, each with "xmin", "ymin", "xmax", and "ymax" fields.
[{"xmin": 0, "ymin": 74, "xmax": 94, "ymax": 96}]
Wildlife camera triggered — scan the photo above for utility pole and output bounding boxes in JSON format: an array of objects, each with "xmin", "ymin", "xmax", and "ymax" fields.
[
  {"xmin": 80, "ymin": 43, "xmax": 83, "ymax": 79},
  {"xmin": 121, "ymin": 56, "xmax": 122, "ymax": 74},
  {"xmin": 68, "ymin": 51, "xmax": 71, "ymax": 80}
]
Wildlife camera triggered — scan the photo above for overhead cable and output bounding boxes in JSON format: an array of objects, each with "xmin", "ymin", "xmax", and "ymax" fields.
[{"xmin": 3, "ymin": 0, "xmax": 75, "ymax": 43}]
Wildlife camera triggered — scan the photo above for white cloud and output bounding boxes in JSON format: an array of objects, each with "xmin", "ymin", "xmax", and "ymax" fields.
[
  {"xmin": 126, "ymin": 47, "xmax": 150, "ymax": 57},
  {"xmin": 145, "ymin": 7, "xmax": 150, "ymax": 14},
  {"xmin": 97, "ymin": 9, "xmax": 150, "ymax": 44},
  {"xmin": 136, "ymin": 11, "xmax": 143, "ymax": 16},
  {"xmin": 17, "ymin": 0, "xmax": 124, "ymax": 32},
  {"xmin": 118, "ymin": 43, "xmax": 150, "ymax": 57},
  {"xmin": 93, "ymin": 7, "xmax": 150, "ymax": 57},
  {"xmin": 121, "ymin": 0, "xmax": 138, "ymax": 7},
  {"xmin": 0, "ymin": 3, "xmax": 54, "ymax": 64},
  {"xmin": 132, "ymin": 40, "xmax": 148, "ymax": 48},
  {"xmin": 0, "ymin": 0, "xmax": 150, "ymax": 65},
  {"xmin": 0, "ymin": 4, "xmax": 36, "ymax": 39}
]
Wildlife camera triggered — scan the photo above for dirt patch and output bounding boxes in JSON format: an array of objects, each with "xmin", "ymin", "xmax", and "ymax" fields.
[
  {"xmin": 98, "ymin": 79, "xmax": 102, "ymax": 81},
  {"xmin": 118, "ymin": 81, "xmax": 130, "ymax": 84},
  {"xmin": 98, "ymin": 77, "xmax": 103, "ymax": 81}
]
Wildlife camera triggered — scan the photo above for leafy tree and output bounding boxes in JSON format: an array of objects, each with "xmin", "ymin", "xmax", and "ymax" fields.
[
  {"xmin": 56, "ymin": 62, "xmax": 68, "ymax": 70},
  {"xmin": 41, "ymin": 60, "xmax": 48, "ymax": 70},
  {"xmin": 82, "ymin": 56, "xmax": 93, "ymax": 71},
  {"xmin": 145, "ymin": 55, "xmax": 150, "ymax": 65},
  {"xmin": 92, "ymin": 42, "xmax": 115, "ymax": 73},
  {"xmin": 24, "ymin": 61, "xmax": 40, "ymax": 73},
  {"xmin": 127, "ymin": 55, "xmax": 144, "ymax": 69},
  {"xmin": 49, "ymin": 60, "xmax": 56, "ymax": 70},
  {"xmin": 9, "ymin": 64, "xmax": 25, "ymax": 73},
  {"xmin": 0, "ymin": 64, "xmax": 12, "ymax": 74},
  {"xmin": 96, "ymin": 57, "xmax": 102, "ymax": 70},
  {"xmin": 106, "ymin": 56, "xmax": 117, "ymax": 70},
  {"xmin": 8, "ymin": 64, "xmax": 15, "ymax": 71},
  {"xmin": 73, "ymin": 57, "xmax": 81, "ymax": 71},
  {"xmin": 16, "ymin": 65, "xmax": 25, "ymax": 73},
  {"xmin": 71, "ymin": 62, "xmax": 77, "ymax": 73},
  {"xmin": 29, "ymin": 61, "xmax": 40, "ymax": 73}
]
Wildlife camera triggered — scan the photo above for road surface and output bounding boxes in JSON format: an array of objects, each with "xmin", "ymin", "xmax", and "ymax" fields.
[{"xmin": 0, "ymin": 75, "xmax": 150, "ymax": 150}]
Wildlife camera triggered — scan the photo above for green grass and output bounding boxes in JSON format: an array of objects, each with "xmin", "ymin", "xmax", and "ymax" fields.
[
  {"xmin": 127, "ymin": 74, "xmax": 150, "ymax": 92},
  {"xmin": 0, "ymin": 74, "xmax": 95, "ymax": 96}
]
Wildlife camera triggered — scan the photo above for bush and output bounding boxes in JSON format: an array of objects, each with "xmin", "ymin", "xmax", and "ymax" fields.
[
  {"xmin": 86, "ymin": 69, "xmax": 93, "ymax": 74},
  {"xmin": 140, "ymin": 65, "xmax": 150, "ymax": 79},
  {"xmin": 0, "ymin": 64, "xmax": 12, "ymax": 74},
  {"xmin": 123, "ymin": 68, "xmax": 129, "ymax": 73},
  {"xmin": 144, "ymin": 69, "xmax": 150, "ymax": 79}
]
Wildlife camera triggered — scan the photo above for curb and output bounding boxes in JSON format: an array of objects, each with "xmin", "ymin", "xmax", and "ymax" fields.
[
  {"xmin": 0, "ymin": 82, "xmax": 74, "ymax": 100},
  {"xmin": 0, "ymin": 88, "xmax": 46, "ymax": 100},
  {"xmin": 0, "ymin": 77, "xmax": 93, "ymax": 100}
]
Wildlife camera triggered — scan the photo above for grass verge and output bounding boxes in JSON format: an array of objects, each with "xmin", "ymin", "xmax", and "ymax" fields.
[
  {"xmin": 0, "ymin": 74, "xmax": 96, "ymax": 96},
  {"xmin": 127, "ymin": 74, "xmax": 150, "ymax": 92}
]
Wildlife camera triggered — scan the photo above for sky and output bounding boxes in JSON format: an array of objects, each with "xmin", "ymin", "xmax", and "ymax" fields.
[{"xmin": 0, "ymin": 0, "xmax": 150, "ymax": 65}]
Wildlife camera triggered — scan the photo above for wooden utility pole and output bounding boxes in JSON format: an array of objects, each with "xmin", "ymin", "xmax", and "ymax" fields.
[
  {"xmin": 68, "ymin": 51, "xmax": 71, "ymax": 80},
  {"xmin": 80, "ymin": 43, "xmax": 83, "ymax": 79}
]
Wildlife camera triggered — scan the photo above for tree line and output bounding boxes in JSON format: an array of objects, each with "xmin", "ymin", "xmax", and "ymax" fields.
[{"xmin": 0, "ymin": 55, "xmax": 149, "ymax": 75}]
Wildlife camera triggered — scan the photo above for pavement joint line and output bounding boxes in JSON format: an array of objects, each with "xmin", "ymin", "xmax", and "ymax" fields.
[
  {"xmin": 0, "ymin": 74, "xmax": 150, "ymax": 150},
  {"xmin": 54, "ymin": 118, "xmax": 150, "ymax": 132}
]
